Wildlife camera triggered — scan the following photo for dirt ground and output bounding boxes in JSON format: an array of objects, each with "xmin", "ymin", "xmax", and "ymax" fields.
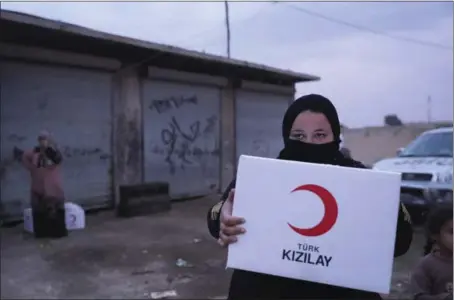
[{"xmin": 1, "ymin": 196, "xmax": 425, "ymax": 300}]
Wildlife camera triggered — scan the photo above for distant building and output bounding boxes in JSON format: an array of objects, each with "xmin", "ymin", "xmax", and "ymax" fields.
[
  {"xmin": 0, "ymin": 10, "xmax": 319, "ymax": 222},
  {"xmin": 342, "ymin": 123, "xmax": 452, "ymax": 166}
]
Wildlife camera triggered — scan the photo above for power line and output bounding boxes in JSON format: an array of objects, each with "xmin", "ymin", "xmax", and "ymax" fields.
[
  {"xmin": 278, "ymin": 2, "xmax": 453, "ymax": 51},
  {"xmin": 188, "ymin": 3, "xmax": 271, "ymax": 50},
  {"xmin": 118, "ymin": 3, "xmax": 272, "ymax": 74}
]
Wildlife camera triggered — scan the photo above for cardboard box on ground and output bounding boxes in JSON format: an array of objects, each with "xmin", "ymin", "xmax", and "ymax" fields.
[{"xmin": 226, "ymin": 155, "xmax": 401, "ymax": 294}]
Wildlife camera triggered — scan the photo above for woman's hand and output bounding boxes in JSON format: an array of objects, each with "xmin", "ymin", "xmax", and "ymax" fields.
[{"xmin": 218, "ymin": 189, "xmax": 246, "ymax": 247}]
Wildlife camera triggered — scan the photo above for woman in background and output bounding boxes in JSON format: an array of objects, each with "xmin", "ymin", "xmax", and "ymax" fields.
[
  {"xmin": 20, "ymin": 131, "xmax": 67, "ymax": 238},
  {"xmin": 207, "ymin": 94, "xmax": 413, "ymax": 299}
]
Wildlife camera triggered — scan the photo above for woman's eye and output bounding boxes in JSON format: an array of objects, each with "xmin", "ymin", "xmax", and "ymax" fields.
[
  {"xmin": 291, "ymin": 134, "xmax": 305, "ymax": 140},
  {"xmin": 314, "ymin": 133, "xmax": 326, "ymax": 140}
]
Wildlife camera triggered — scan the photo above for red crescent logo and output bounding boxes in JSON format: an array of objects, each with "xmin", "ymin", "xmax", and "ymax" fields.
[{"xmin": 287, "ymin": 184, "xmax": 338, "ymax": 237}]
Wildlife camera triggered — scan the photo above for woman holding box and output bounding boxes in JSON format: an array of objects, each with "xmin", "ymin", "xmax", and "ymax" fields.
[{"xmin": 207, "ymin": 94, "xmax": 413, "ymax": 299}]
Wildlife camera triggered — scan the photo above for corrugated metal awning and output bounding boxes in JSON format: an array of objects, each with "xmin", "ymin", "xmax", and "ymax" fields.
[{"xmin": 0, "ymin": 9, "xmax": 320, "ymax": 85}]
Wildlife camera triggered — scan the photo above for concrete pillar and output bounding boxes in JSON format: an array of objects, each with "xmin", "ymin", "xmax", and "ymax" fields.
[
  {"xmin": 112, "ymin": 67, "xmax": 143, "ymax": 205},
  {"xmin": 220, "ymin": 81, "xmax": 236, "ymax": 192}
]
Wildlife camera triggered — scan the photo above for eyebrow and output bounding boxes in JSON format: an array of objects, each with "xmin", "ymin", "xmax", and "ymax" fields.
[
  {"xmin": 313, "ymin": 129, "xmax": 326, "ymax": 133},
  {"xmin": 291, "ymin": 129, "xmax": 326, "ymax": 132},
  {"xmin": 290, "ymin": 129, "xmax": 304, "ymax": 134}
]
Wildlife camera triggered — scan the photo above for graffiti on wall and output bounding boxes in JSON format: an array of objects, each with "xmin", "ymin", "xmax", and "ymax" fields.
[
  {"xmin": 9, "ymin": 145, "xmax": 109, "ymax": 162},
  {"xmin": 60, "ymin": 146, "xmax": 110, "ymax": 160},
  {"xmin": 149, "ymin": 95, "xmax": 198, "ymax": 114},
  {"xmin": 1, "ymin": 144, "xmax": 109, "ymax": 183},
  {"xmin": 151, "ymin": 115, "xmax": 219, "ymax": 176},
  {"xmin": 7, "ymin": 133, "xmax": 27, "ymax": 143}
]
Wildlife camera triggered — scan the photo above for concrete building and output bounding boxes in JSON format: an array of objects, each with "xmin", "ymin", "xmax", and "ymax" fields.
[{"xmin": 0, "ymin": 10, "xmax": 319, "ymax": 221}]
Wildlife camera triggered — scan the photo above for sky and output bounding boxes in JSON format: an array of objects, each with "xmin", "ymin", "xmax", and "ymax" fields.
[{"xmin": 2, "ymin": 1, "xmax": 453, "ymax": 128}]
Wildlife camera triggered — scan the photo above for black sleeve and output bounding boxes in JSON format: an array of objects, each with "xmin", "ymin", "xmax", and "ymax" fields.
[
  {"xmin": 207, "ymin": 179, "xmax": 236, "ymax": 239},
  {"xmin": 394, "ymin": 203, "xmax": 413, "ymax": 257},
  {"xmin": 45, "ymin": 147, "xmax": 63, "ymax": 165}
]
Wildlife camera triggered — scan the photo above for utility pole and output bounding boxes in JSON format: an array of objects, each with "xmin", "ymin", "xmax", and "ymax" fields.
[
  {"xmin": 427, "ymin": 95, "xmax": 432, "ymax": 124},
  {"xmin": 224, "ymin": 0, "xmax": 231, "ymax": 58}
]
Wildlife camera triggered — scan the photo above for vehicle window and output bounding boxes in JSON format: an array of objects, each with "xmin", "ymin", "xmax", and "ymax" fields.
[{"xmin": 399, "ymin": 131, "xmax": 453, "ymax": 157}]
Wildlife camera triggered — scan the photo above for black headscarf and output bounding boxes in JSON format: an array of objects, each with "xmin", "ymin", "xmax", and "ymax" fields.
[
  {"xmin": 216, "ymin": 94, "xmax": 365, "ymax": 205},
  {"xmin": 278, "ymin": 94, "xmax": 359, "ymax": 167}
]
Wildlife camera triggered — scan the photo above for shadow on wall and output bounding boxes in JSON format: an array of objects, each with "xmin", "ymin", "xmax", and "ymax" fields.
[{"xmin": 342, "ymin": 123, "xmax": 450, "ymax": 166}]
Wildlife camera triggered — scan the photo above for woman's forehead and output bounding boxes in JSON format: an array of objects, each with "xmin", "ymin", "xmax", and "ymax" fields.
[{"xmin": 292, "ymin": 111, "xmax": 331, "ymax": 131}]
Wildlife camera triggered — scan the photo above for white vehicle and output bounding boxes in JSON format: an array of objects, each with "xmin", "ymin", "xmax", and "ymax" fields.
[{"xmin": 373, "ymin": 127, "xmax": 453, "ymax": 223}]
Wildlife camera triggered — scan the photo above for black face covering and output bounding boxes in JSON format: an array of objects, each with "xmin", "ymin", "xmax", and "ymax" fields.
[
  {"xmin": 278, "ymin": 94, "xmax": 344, "ymax": 165},
  {"xmin": 279, "ymin": 139, "xmax": 340, "ymax": 164}
]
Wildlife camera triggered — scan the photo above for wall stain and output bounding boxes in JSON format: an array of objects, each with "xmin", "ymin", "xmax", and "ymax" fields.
[
  {"xmin": 37, "ymin": 98, "xmax": 49, "ymax": 110},
  {"xmin": 250, "ymin": 139, "xmax": 270, "ymax": 157},
  {"xmin": 126, "ymin": 119, "xmax": 140, "ymax": 167}
]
